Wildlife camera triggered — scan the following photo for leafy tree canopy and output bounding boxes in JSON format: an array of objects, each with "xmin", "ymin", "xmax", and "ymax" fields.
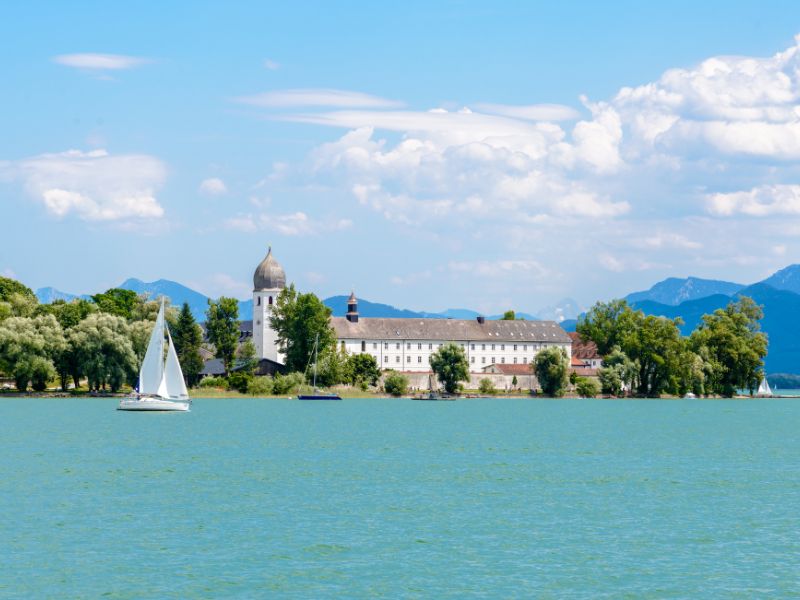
[
  {"xmin": 429, "ymin": 342, "xmax": 469, "ymax": 394},
  {"xmin": 206, "ymin": 297, "xmax": 240, "ymax": 376},
  {"xmin": 270, "ymin": 284, "xmax": 335, "ymax": 373},
  {"xmin": 534, "ymin": 346, "xmax": 569, "ymax": 397}
]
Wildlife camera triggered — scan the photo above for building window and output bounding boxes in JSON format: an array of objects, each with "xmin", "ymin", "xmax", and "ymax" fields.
[
  {"xmin": 471, "ymin": 344, "xmax": 475, "ymax": 350},
  {"xmin": 428, "ymin": 343, "xmax": 432, "ymax": 350},
  {"xmin": 396, "ymin": 343, "xmax": 400, "ymax": 350},
  {"xmin": 417, "ymin": 343, "xmax": 422, "ymax": 350},
  {"xmin": 501, "ymin": 344, "xmax": 505, "ymax": 351},
  {"xmin": 513, "ymin": 344, "xmax": 517, "ymax": 351},
  {"xmin": 269, "ymin": 296, "xmax": 273, "ymax": 305},
  {"xmin": 418, "ymin": 356, "xmax": 422, "ymax": 363},
  {"xmin": 384, "ymin": 342, "xmax": 388, "ymax": 349},
  {"xmin": 256, "ymin": 320, "xmax": 260, "ymax": 326},
  {"xmin": 396, "ymin": 356, "xmax": 400, "ymax": 363},
  {"xmin": 373, "ymin": 342, "xmax": 377, "ymax": 350},
  {"xmin": 491, "ymin": 357, "xmax": 496, "ymax": 364},
  {"xmin": 523, "ymin": 357, "xmax": 527, "ymax": 364},
  {"xmin": 257, "ymin": 297, "xmax": 261, "ymax": 306},
  {"xmin": 482, "ymin": 357, "xmax": 486, "ymax": 364},
  {"xmin": 482, "ymin": 344, "xmax": 486, "ymax": 351},
  {"xmin": 513, "ymin": 357, "xmax": 517, "ymax": 364},
  {"xmin": 491, "ymin": 344, "xmax": 495, "ymax": 351},
  {"xmin": 407, "ymin": 343, "xmax": 411, "ymax": 350},
  {"xmin": 501, "ymin": 357, "xmax": 505, "ymax": 364},
  {"xmin": 407, "ymin": 356, "xmax": 411, "ymax": 362},
  {"xmin": 471, "ymin": 356, "xmax": 475, "ymax": 363},
  {"xmin": 384, "ymin": 356, "xmax": 388, "ymax": 362},
  {"xmin": 523, "ymin": 345, "xmax": 527, "ymax": 351}
]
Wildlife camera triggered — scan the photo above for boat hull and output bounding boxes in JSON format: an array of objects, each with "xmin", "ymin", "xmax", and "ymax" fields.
[
  {"xmin": 118, "ymin": 396, "xmax": 191, "ymax": 411},
  {"xmin": 297, "ymin": 394, "xmax": 342, "ymax": 400}
]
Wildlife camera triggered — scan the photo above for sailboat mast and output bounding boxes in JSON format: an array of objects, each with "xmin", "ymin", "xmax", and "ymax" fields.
[{"xmin": 313, "ymin": 333, "xmax": 319, "ymax": 389}]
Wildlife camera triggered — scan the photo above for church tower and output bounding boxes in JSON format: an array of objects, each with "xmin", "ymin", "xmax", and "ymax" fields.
[{"xmin": 252, "ymin": 247, "xmax": 286, "ymax": 363}]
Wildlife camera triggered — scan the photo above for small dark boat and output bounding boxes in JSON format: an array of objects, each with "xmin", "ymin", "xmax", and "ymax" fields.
[
  {"xmin": 412, "ymin": 375, "xmax": 456, "ymax": 400},
  {"xmin": 298, "ymin": 392, "xmax": 342, "ymax": 400}
]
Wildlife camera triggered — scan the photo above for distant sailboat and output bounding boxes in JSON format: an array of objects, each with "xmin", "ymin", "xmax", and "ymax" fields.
[
  {"xmin": 297, "ymin": 333, "xmax": 341, "ymax": 400},
  {"xmin": 756, "ymin": 375, "xmax": 773, "ymax": 397},
  {"xmin": 118, "ymin": 299, "xmax": 191, "ymax": 411}
]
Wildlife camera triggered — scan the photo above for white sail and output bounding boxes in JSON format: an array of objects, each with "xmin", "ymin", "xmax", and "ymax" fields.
[
  {"xmin": 757, "ymin": 376, "xmax": 772, "ymax": 396},
  {"xmin": 138, "ymin": 301, "xmax": 165, "ymax": 395},
  {"xmin": 159, "ymin": 330, "xmax": 189, "ymax": 399}
]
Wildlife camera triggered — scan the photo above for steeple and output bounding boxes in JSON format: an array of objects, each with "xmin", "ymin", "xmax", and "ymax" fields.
[
  {"xmin": 253, "ymin": 246, "xmax": 286, "ymax": 291},
  {"xmin": 346, "ymin": 290, "xmax": 359, "ymax": 323}
]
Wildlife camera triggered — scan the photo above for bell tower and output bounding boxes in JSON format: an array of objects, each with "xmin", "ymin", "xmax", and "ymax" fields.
[{"xmin": 252, "ymin": 247, "xmax": 286, "ymax": 363}]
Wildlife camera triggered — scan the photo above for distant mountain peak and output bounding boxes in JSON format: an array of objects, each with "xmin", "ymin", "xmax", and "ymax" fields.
[{"xmin": 625, "ymin": 276, "xmax": 744, "ymax": 306}]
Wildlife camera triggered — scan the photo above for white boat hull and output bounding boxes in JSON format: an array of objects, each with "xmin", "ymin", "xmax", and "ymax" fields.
[{"xmin": 118, "ymin": 396, "xmax": 191, "ymax": 411}]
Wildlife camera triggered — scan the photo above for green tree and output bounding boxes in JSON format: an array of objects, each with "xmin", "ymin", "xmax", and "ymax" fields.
[
  {"xmin": 511, "ymin": 374, "xmax": 518, "ymax": 389},
  {"xmin": 502, "ymin": 310, "xmax": 516, "ymax": 320},
  {"xmin": 206, "ymin": 297, "xmax": 240, "ymax": 376},
  {"xmin": 69, "ymin": 313, "xmax": 137, "ymax": 392},
  {"xmin": 37, "ymin": 298, "xmax": 97, "ymax": 329},
  {"xmin": 237, "ymin": 339, "xmax": 259, "ymax": 376},
  {"xmin": 576, "ymin": 299, "xmax": 634, "ymax": 356},
  {"xmin": 621, "ymin": 312, "xmax": 686, "ymax": 396},
  {"xmin": 91, "ymin": 288, "xmax": 140, "ymax": 319},
  {"xmin": 478, "ymin": 378, "xmax": 497, "ymax": 395},
  {"xmin": 690, "ymin": 297, "xmax": 768, "ymax": 397},
  {"xmin": 0, "ymin": 315, "xmax": 64, "ymax": 391},
  {"xmin": 248, "ymin": 376, "xmax": 274, "ymax": 396},
  {"xmin": 429, "ymin": 342, "xmax": 470, "ymax": 394},
  {"xmin": 345, "ymin": 353, "xmax": 382, "ymax": 387},
  {"xmin": 575, "ymin": 377, "xmax": 600, "ymax": 398},
  {"xmin": 270, "ymin": 284, "xmax": 335, "ymax": 372},
  {"xmin": 383, "ymin": 372, "xmax": 409, "ymax": 397},
  {"xmin": 598, "ymin": 366, "xmax": 623, "ymax": 396},
  {"xmin": 534, "ymin": 346, "xmax": 569, "ymax": 397},
  {"xmin": 165, "ymin": 303, "xmax": 204, "ymax": 387},
  {"xmin": 314, "ymin": 345, "xmax": 348, "ymax": 387},
  {"xmin": 0, "ymin": 276, "xmax": 35, "ymax": 302}
]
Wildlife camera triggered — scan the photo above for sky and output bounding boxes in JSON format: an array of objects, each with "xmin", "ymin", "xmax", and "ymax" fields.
[{"xmin": 2, "ymin": 1, "xmax": 800, "ymax": 315}]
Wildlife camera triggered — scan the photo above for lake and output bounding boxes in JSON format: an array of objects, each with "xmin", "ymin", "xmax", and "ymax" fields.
[{"xmin": 1, "ymin": 397, "xmax": 799, "ymax": 598}]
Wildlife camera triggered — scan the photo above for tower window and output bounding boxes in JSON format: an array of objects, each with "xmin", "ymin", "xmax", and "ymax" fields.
[
  {"xmin": 257, "ymin": 297, "xmax": 261, "ymax": 306},
  {"xmin": 268, "ymin": 296, "xmax": 273, "ymax": 305}
]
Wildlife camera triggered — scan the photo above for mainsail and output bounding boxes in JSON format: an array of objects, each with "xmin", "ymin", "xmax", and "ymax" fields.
[
  {"xmin": 138, "ymin": 301, "xmax": 165, "ymax": 395},
  {"xmin": 757, "ymin": 376, "xmax": 772, "ymax": 396}
]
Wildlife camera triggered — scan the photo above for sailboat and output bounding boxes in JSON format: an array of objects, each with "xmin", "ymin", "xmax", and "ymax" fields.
[
  {"xmin": 118, "ymin": 299, "xmax": 191, "ymax": 411},
  {"xmin": 756, "ymin": 374, "xmax": 773, "ymax": 397},
  {"xmin": 297, "ymin": 333, "xmax": 341, "ymax": 400}
]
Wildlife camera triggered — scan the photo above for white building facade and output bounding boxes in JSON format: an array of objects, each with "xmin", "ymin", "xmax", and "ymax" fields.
[{"xmin": 252, "ymin": 247, "xmax": 285, "ymax": 364}]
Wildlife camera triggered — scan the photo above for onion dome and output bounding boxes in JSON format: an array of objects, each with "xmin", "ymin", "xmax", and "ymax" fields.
[{"xmin": 253, "ymin": 247, "xmax": 286, "ymax": 291}]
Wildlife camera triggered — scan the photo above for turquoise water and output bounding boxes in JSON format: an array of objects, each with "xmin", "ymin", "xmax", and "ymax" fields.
[{"xmin": 1, "ymin": 398, "xmax": 799, "ymax": 598}]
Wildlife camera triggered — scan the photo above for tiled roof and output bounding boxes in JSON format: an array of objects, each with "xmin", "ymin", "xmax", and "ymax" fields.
[
  {"xmin": 481, "ymin": 363, "xmax": 534, "ymax": 375},
  {"xmin": 567, "ymin": 332, "xmax": 601, "ymax": 360},
  {"xmin": 331, "ymin": 317, "xmax": 572, "ymax": 343}
]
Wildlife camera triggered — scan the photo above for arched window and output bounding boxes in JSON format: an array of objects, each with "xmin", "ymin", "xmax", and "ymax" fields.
[{"xmin": 268, "ymin": 296, "xmax": 273, "ymax": 305}]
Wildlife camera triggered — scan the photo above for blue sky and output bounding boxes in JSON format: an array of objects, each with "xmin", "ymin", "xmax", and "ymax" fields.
[{"xmin": 2, "ymin": 1, "xmax": 800, "ymax": 315}]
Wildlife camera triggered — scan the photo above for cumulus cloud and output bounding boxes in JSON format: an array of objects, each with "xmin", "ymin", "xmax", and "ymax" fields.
[
  {"xmin": 199, "ymin": 177, "xmax": 227, "ymax": 196},
  {"xmin": 1, "ymin": 149, "xmax": 166, "ymax": 221},
  {"xmin": 473, "ymin": 103, "xmax": 582, "ymax": 121},
  {"xmin": 707, "ymin": 184, "xmax": 800, "ymax": 216},
  {"xmin": 225, "ymin": 211, "xmax": 352, "ymax": 236},
  {"xmin": 236, "ymin": 88, "xmax": 404, "ymax": 108},
  {"xmin": 53, "ymin": 53, "xmax": 150, "ymax": 71}
]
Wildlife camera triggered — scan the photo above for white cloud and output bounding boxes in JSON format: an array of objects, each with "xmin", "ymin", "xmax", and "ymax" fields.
[
  {"xmin": 2, "ymin": 149, "xmax": 166, "ymax": 221},
  {"xmin": 53, "ymin": 53, "xmax": 150, "ymax": 71},
  {"xmin": 707, "ymin": 184, "xmax": 800, "ymax": 216},
  {"xmin": 199, "ymin": 177, "xmax": 227, "ymax": 196},
  {"xmin": 474, "ymin": 103, "xmax": 582, "ymax": 121},
  {"xmin": 236, "ymin": 88, "xmax": 404, "ymax": 108},
  {"xmin": 225, "ymin": 211, "xmax": 352, "ymax": 236},
  {"xmin": 263, "ymin": 58, "xmax": 280, "ymax": 70}
]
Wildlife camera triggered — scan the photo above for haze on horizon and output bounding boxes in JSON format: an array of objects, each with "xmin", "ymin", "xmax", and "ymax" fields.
[{"xmin": 2, "ymin": 1, "xmax": 800, "ymax": 316}]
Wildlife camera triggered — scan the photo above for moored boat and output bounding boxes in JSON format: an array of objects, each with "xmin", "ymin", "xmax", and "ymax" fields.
[{"xmin": 297, "ymin": 333, "xmax": 342, "ymax": 401}]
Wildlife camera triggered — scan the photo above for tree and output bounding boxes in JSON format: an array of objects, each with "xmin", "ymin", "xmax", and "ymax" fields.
[
  {"xmin": 534, "ymin": 347, "xmax": 569, "ymax": 397},
  {"xmin": 91, "ymin": 288, "xmax": 140, "ymax": 319},
  {"xmin": 345, "ymin": 353, "xmax": 381, "ymax": 387},
  {"xmin": 314, "ymin": 345, "xmax": 348, "ymax": 387},
  {"xmin": 502, "ymin": 310, "xmax": 516, "ymax": 320},
  {"xmin": 69, "ymin": 313, "xmax": 137, "ymax": 392},
  {"xmin": 206, "ymin": 297, "xmax": 240, "ymax": 376},
  {"xmin": 598, "ymin": 366, "xmax": 623, "ymax": 396},
  {"xmin": 270, "ymin": 284, "xmax": 335, "ymax": 373},
  {"xmin": 511, "ymin": 375, "xmax": 518, "ymax": 389},
  {"xmin": 383, "ymin": 372, "xmax": 409, "ymax": 397},
  {"xmin": 237, "ymin": 339, "xmax": 259, "ymax": 376},
  {"xmin": 576, "ymin": 377, "xmax": 600, "ymax": 398},
  {"xmin": 429, "ymin": 343, "xmax": 470, "ymax": 394},
  {"xmin": 479, "ymin": 378, "xmax": 497, "ymax": 395},
  {"xmin": 0, "ymin": 276, "xmax": 35, "ymax": 302},
  {"xmin": 690, "ymin": 297, "xmax": 768, "ymax": 397},
  {"xmin": 621, "ymin": 312, "xmax": 687, "ymax": 396},
  {"xmin": 170, "ymin": 303, "xmax": 204, "ymax": 387},
  {"xmin": 576, "ymin": 299, "xmax": 635, "ymax": 356},
  {"xmin": 0, "ymin": 315, "xmax": 64, "ymax": 391}
]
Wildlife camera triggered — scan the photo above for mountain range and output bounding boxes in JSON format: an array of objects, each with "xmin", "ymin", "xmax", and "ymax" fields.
[{"xmin": 34, "ymin": 264, "xmax": 800, "ymax": 373}]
